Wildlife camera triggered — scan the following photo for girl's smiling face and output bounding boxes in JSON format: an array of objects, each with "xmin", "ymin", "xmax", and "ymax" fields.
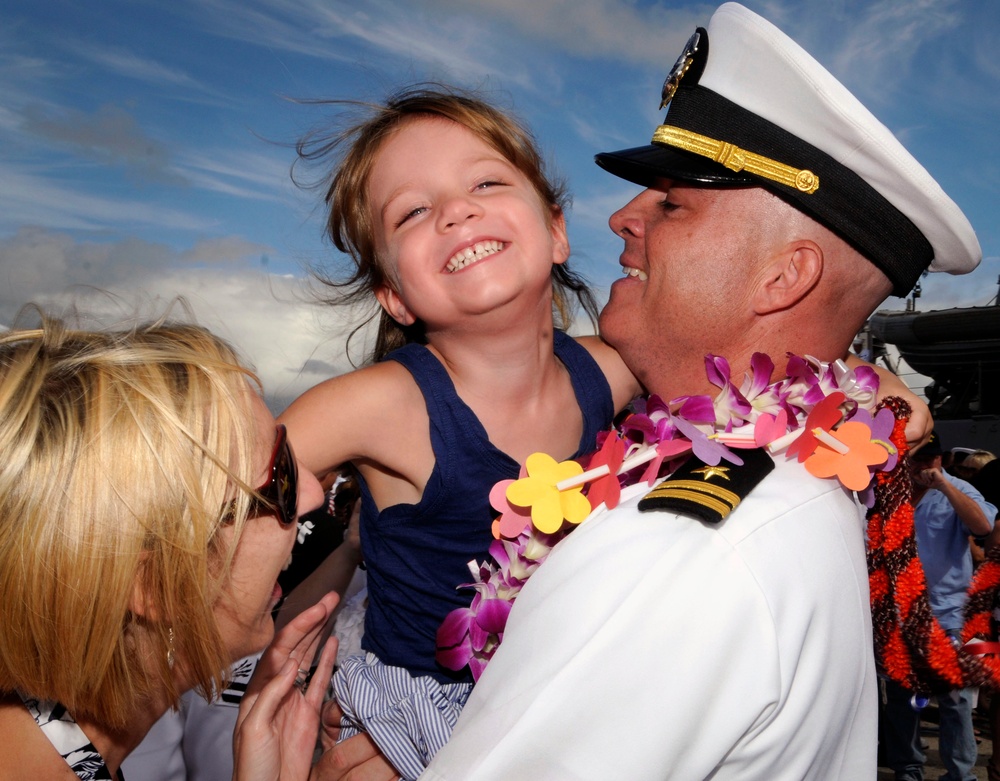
[{"xmin": 366, "ymin": 117, "xmax": 569, "ymax": 331}]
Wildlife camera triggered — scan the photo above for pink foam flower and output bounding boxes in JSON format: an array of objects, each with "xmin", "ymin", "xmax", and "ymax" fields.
[{"xmin": 490, "ymin": 479, "xmax": 531, "ymax": 540}]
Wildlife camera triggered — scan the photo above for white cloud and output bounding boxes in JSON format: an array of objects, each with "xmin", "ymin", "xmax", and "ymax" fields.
[
  {"xmin": 174, "ymin": 146, "xmax": 296, "ymax": 203},
  {"xmin": 420, "ymin": 0, "xmax": 708, "ymax": 65},
  {"xmin": 0, "ymin": 226, "xmax": 362, "ymax": 411},
  {"xmin": 0, "ymin": 163, "xmax": 216, "ymax": 233},
  {"xmin": 65, "ymin": 42, "xmax": 212, "ymax": 92},
  {"xmin": 181, "ymin": 0, "xmax": 631, "ymax": 93}
]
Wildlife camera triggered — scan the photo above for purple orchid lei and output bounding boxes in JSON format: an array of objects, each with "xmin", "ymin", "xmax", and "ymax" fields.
[{"xmin": 435, "ymin": 352, "xmax": 892, "ymax": 680}]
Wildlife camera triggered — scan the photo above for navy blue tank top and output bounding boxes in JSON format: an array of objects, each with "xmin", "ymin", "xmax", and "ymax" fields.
[{"xmin": 358, "ymin": 330, "xmax": 613, "ymax": 682}]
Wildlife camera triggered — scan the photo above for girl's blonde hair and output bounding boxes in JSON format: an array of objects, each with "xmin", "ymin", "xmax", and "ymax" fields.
[
  {"xmin": 0, "ymin": 308, "xmax": 261, "ymax": 728},
  {"xmin": 296, "ymin": 84, "xmax": 599, "ymax": 363}
]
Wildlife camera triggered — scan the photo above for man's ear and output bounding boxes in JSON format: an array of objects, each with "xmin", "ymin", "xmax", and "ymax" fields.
[
  {"xmin": 374, "ymin": 284, "xmax": 416, "ymax": 326},
  {"xmin": 753, "ymin": 241, "xmax": 823, "ymax": 315},
  {"xmin": 550, "ymin": 207, "xmax": 570, "ymax": 266}
]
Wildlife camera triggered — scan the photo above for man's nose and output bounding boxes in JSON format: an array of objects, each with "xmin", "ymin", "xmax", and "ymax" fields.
[{"xmin": 609, "ymin": 191, "xmax": 649, "ymax": 238}]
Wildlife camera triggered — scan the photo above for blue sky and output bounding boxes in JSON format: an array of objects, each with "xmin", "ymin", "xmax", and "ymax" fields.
[{"xmin": 1, "ymin": 0, "xmax": 997, "ymax": 410}]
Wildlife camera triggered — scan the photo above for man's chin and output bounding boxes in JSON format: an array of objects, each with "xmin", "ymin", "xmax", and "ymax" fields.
[{"xmin": 597, "ymin": 305, "xmax": 627, "ymax": 348}]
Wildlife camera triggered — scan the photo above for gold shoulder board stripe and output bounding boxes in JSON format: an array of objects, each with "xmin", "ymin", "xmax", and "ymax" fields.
[{"xmin": 640, "ymin": 488, "xmax": 731, "ymax": 517}]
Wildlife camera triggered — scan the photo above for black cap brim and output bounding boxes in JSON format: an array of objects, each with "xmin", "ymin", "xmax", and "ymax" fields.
[{"xmin": 595, "ymin": 144, "xmax": 755, "ymax": 189}]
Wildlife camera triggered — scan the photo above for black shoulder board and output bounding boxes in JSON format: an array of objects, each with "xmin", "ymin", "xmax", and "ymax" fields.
[{"xmin": 638, "ymin": 448, "xmax": 775, "ymax": 523}]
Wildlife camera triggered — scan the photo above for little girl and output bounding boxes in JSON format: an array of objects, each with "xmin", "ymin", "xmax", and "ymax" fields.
[
  {"xmin": 280, "ymin": 85, "xmax": 925, "ymax": 779},
  {"xmin": 280, "ymin": 86, "xmax": 639, "ymax": 780}
]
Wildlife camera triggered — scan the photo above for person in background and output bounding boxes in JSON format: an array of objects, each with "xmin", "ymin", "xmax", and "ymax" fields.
[
  {"xmin": 880, "ymin": 432, "xmax": 997, "ymax": 781},
  {"xmin": 952, "ymin": 449, "xmax": 997, "ymax": 483}
]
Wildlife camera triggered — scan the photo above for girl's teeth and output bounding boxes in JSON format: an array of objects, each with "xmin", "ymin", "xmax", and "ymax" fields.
[
  {"xmin": 447, "ymin": 241, "xmax": 503, "ymax": 272},
  {"xmin": 622, "ymin": 265, "xmax": 648, "ymax": 281}
]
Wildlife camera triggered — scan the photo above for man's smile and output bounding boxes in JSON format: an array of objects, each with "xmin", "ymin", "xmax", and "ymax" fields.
[{"xmin": 620, "ymin": 264, "xmax": 648, "ymax": 281}]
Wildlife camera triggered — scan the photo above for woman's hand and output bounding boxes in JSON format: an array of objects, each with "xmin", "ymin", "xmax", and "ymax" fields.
[{"xmin": 233, "ymin": 591, "xmax": 340, "ymax": 781}]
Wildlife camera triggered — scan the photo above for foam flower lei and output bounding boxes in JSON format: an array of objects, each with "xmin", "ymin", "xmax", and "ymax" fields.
[
  {"xmin": 436, "ymin": 352, "xmax": 900, "ymax": 680},
  {"xmin": 436, "ymin": 352, "xmax": 1000, "ymax": 694}
]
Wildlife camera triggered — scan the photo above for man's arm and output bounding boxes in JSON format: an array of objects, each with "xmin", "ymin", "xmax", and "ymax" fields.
[{"xmin": 915, "ymin": 468, "xmax": 994, "ymax": 537}]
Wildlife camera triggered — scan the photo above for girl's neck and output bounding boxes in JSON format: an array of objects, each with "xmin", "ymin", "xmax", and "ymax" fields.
[{"xmin": 427, "ymin": 316, "xmax": 561, "ymax": 395}]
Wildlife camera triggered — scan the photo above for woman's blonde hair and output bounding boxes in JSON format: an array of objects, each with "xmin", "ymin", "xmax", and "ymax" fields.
[
  {"xmin": 296, "ymin": 83, "xmax": 599, "ymax": 363},
  {"xmin": 0, "ymin": 308, "xmax": 262, "ymax": 728}
]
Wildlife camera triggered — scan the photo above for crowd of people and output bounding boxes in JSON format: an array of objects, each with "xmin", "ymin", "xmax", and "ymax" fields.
[
  {"xmin": 878, "ymin": 434, "xmax": 997, "ymax": 781},
  {"xmin": 1, "ymin": 3, "xmax": 994, "ymax": 780}
]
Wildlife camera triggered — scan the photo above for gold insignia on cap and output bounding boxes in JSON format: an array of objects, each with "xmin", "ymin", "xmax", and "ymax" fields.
[
  {"xmin": 652, "ymin": 125, "xmax": 820, "ymax": 194},
  {"xmin": 660, "ymin": 31, "xmax": 702, "ymax": 109}
]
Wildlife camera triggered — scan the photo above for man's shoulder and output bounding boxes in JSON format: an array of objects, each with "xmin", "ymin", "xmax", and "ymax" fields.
[
  {"xmin": 720, "ymin": 455, "xmax": 860, "ymax": 541},
  {"xmin": 600, "ymin": 455, "xmax": 855, "ymax": 539},
  {"xmin": 553, "ymin": 454, "xmax": 860, "ymax": 578}
]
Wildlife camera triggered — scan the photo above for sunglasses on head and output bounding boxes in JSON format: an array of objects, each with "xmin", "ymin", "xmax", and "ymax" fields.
[{"xmin": 228, "ymin": 424, "xmax": 299, "ymax": 527}]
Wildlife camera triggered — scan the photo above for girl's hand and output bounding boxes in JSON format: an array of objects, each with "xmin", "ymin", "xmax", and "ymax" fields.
[
  {"xmin": 233, "ymin": 592, "xmax": 340, "ymax": 781},
  {"xmin": 310, "ymin": 726, "xmax": 399, "ymax": 781},
  {"xmin": 846, "ymin": 355, "xmax": 933, "ymax": 450}
]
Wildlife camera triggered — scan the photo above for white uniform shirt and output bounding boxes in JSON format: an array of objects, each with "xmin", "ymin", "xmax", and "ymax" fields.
[{"xmin": 423, "ymin": 456, "xmax": 877, "ymax": 780}]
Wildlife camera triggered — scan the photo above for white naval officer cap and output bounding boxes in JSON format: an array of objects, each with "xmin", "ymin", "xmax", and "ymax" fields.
[{"xmin": 595, "ymin": 2, "xmax": 982, "ymax": 297}]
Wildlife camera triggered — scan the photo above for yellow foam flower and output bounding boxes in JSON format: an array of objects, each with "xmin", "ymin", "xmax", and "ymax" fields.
[{"xmin": 505, "ymin": 452, "xmax": 592, "ymax": 534}]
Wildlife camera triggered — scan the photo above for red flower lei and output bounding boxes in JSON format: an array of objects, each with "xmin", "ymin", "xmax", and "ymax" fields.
[{"xmin": 868, "ymin": 396, "xmax": 1000, "ymax": 694}]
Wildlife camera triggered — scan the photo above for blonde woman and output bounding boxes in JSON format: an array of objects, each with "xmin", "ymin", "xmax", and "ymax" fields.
[{"xmin": 0, "ymin": 311, "xmax": 335, "ymax": 781}]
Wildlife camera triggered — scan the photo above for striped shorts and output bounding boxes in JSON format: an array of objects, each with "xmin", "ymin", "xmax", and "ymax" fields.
[{"xmin": 333, "ymin": 652, "xmax": 473, "ymax": 781}]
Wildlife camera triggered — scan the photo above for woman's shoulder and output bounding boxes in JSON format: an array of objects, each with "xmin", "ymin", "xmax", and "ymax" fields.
[{"xmin": 0, "ymin": 695, "xmax": 80, "ymax": 780}]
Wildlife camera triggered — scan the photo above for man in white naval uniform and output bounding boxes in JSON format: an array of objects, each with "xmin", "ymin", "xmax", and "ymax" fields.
[
  {"xmin": 419, "ymin": 4, "xmax": 981, "ymax": 780},
  {"xmin": 316, "ymin": 4, "xmax": 982, "ymax": 780}
]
